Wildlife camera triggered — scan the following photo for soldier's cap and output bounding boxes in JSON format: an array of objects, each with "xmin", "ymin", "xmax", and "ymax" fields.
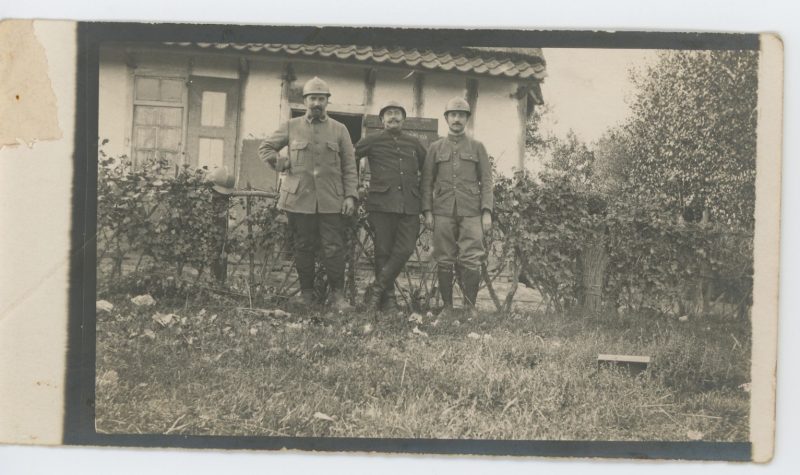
[
  {"xmin": 444, "ymin": 96, "xmax": 471, "ymax": 116},
  {"xmin": 207, "ymin": 166, "xmax": 236, "ymax": 195},
  {"xmin": 302, "ymin": 76, "xmax": 331, "ymax": 97},
  {"xmin": 379, "ymin": 100, "xmax": 407, "ymax": 119}
]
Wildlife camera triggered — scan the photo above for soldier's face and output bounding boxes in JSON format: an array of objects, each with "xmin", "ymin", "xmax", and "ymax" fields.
[
  {"xmin": 304, "ymin": 94, "xmax": 329, "ymax": 117},
  {"xmin": 446, "ymin": 111, "xmax": 468, "ymax": 133},
  {"xmin": 381, "ymin": 108, "xmax": 405, "ymax": 130}
]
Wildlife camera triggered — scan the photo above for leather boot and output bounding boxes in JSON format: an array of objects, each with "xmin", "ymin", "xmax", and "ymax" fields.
[
  {"xmin": 462, "ymin": 267, "xmax": 482, "ymax": 318},
  {"xmin": 381, "ymin": 291, "xmax": 400, "ymax": 314},
  {"xmin": 329, "ymin": 288, "xmax": 354, "ymax": 313},
  {"xmin": 365, "ymin": 282, "xmax": 385, "ymax": 312},
  {"xmin": 437, "ymin": 264, "xmax": 455, "ymax": 318},
  {"xmin": 290, "ymin": 288, "xmax": 315, "ymax": 306}
]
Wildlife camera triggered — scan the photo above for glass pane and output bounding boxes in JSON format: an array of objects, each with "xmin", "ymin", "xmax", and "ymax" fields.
[
  {"xmin": 200, "ymin": 91, "xmax": 227, "ymax": 127},
  {"xmin": 134, "ymin": 127, "xmax": 157, "ymax": 149},
  {"xmin": 198, "ymin": 137, "xmax": 225, "ymax": 170},
  {"xmin": 160, "ymin": 79, "xmax": 184, "ymax": 102},
  {"xmin": 135, "ymin": 77, "xmax": 160, "ymax": 101},
  {"xmin": 158, "ymin": 127, "xmax": 181, "ymax": 152},
  {"xmin": 159, "ymin": 107, "xmax": 183, "ymax": 127},
  {"xmin": 134, "ymin": 106, "xmax": 158, "ymax": 126},
  {"xmin": 135, "ymin": 150, "xmax": 155, "ymax": 166}
]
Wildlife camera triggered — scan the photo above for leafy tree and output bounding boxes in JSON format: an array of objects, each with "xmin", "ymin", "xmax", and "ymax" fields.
[{"xmin": 623, "ymin": 50, "xmax": 758, "ymax": 228}]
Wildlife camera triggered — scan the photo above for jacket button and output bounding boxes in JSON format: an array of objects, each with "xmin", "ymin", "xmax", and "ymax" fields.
[{"xmin": 398, "ymin": 186, "xmax": 402, "ymax": 190}]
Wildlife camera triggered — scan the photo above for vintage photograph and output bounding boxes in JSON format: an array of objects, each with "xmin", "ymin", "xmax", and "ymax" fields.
[{"xmin": 92, "ymin": 29, "xmax": 759, "ymax": 450}]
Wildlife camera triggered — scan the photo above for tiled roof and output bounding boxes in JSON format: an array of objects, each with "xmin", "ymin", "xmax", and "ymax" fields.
[{"xmin": 166, "ymin": 43, "xmax": 547, "ymax": 80}]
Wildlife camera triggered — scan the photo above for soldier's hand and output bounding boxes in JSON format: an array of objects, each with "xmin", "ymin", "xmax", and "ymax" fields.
[
  {"xmin": 481, "ymin": 211, "xmax": 493, "ymax": 233},
  {"xmin": 342, "ymin": 197, "xmax": 356, "ymax": 216},
  {"xmin": 424, "ymin": 211, "xmax": 434, "ymax": 231}
]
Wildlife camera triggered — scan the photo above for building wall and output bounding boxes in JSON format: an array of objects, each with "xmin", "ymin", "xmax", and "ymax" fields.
[
  {"xmin": 99, "ymin": 47, "xmax": 531, "ymax": 177},
  {"xmin": 472, "ymin": 77, "xmax": 524, "ymax": 176},
  {"xmin": 238, "ymin": 58, "xmax": 284, "ymax": 141},
  {"xmin": 98, "ymin": 46, "xmax": 132, "ymax": 159},
  {"xmin": 372, "ymin": 68, "xmax": 417, "ymax": 117}
]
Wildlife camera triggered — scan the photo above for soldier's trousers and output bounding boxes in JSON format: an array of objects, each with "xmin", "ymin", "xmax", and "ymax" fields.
[
  {"xmin": 367, "ymin": 212, "xmax": 420, "ymax": 290},
  {"xmin": 287, "ymin": 212, "xmax": 346, "ymax": 291},
  {"xmin": 432, "ymin": 214, "xmax": 484, "ymax": 270}
]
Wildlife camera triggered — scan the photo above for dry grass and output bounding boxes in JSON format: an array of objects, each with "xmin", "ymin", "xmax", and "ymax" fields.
[{"xmin": 95, "ymin": 293, "xmax": 750, "ymax": 441}]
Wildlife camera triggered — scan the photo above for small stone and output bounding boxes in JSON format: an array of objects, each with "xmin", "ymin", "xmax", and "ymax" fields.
[
  {"xmin": 678, "ymin": 315, "xmax": 689, "ymax": 322},
  {"xmin": 362, "ymin": 323, "xmax": 373, "ymax": 335},
  {"xmin": 152, "ymin": 312, "xmax": 176, "ymax": 327},
  {"xmin": 408, "ymin": 313, "xmax": 424, "ymax": 324},
  {"xmin": 249, "ymin": 327, "xmax": 259, "ymax": 336},
  {"xmin": 467, "ymin": 332, "xmax": 481, "ymax": 340},
  {"xmin": 142, "ymin": 329, "xmax": 156, "ymax": 340},
  {"xmin": 130, "ymin": 294, "xmax": 156, "ymax": 306},
  {"xmin": 412, "ymin": 326, "xmax": 429, "ymax": 338},
  {"xmin": 96, "ymin": 300, "xmax": 114, "ymax": 313}
]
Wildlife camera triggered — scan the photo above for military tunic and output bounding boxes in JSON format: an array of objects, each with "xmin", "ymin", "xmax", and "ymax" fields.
[
  {"xmin": 259, "ymin": 115, "xmax": 358, "ymax": 214},
  {"xmin": 421, "ymin": 134, "xmax": 494, "ymax": 217},
  {"xmin": 355, "ymin": 128, "xmax": 426, "ymax": 214},
  {"xmin": 421, "ymin": 133, "xmax": 494, "ymax": 270}
]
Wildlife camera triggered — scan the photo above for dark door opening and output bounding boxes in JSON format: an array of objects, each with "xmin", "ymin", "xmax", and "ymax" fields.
[{"xmin": 291, "ymin": 109, "xmax": 363, "ymax": 145}]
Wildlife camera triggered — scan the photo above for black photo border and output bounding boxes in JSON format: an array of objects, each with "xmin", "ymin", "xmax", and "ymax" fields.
[{"xmin": 66, "ymin": 22, "xmax": 757, "ymax": 461}]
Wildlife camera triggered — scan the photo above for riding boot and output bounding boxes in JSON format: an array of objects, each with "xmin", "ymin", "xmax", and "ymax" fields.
[{"xmin": 437, "ymin": 264, "xmax": 455, "ymax": 318}]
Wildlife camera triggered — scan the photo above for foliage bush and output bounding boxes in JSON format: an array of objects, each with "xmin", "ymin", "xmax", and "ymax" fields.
[{"xmin": 98, "ymin": 150, "xmax": 752, "ymax": 317}]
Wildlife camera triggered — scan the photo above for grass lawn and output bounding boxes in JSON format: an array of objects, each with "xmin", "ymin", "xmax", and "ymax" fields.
[{"xmin": 95, "ymin": 292, "xmax": 750, "ymax": 441}]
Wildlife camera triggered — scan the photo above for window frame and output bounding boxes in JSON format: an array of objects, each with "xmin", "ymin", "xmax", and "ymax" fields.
[{"xmin": 130, "ymin": 73, "xmax": 189, "ymax": 171}]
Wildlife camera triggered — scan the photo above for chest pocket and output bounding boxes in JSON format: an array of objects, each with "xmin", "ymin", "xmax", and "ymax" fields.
[
  {"xmin": 460, "ymin": 151, "xmax": 478, "ymax": 162},
  {"xmin": 326, "ymin": 141, "xmax": 340, "ymax": 165},
  {"xmin": 290, "ymin": 141, "xmax": 309, "ymax": 167}
]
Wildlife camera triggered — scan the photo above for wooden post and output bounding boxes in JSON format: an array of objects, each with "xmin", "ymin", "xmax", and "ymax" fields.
[
  {"xmin": 465, "ymin": 78, "xmax": 479, "ymax": 133},
  {"xmin": 210, "ymin": 192, "xmax": 229, "ymax": 284},
  {"xmin": 279, "ymin": 62, "xmax": 295, "ymax": 122},
  {"xmin": 363, "ymin": 67, "xmax": 377, "ymax": 112},
  {"xmin": 246, "ymin": 183, "xmax": 255, "ymax": 285},
  {"xmin": 516, "ymin": 84, "xmax": 529, "ymax": 173},
  {"xmin": 412, "ymin": 72, "xmax": 425, "ymax": 118}
]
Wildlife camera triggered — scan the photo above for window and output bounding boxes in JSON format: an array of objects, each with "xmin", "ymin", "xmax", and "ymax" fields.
[{"xmin": 132, "ymin": 76, "xmax": 186, "ymax": 169}]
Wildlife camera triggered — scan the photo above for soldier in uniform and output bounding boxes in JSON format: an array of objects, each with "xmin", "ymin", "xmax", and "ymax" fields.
[
  {"xmin": 355, "ymin": 101, "xmax": 427, "ymax": 313},
  {"xmin": 258, "ymin": 77, "xmax": 358, "ymax": 311},
  {"xmin": 421, "ymin": 97, "xmax": 493, "ymax": 318}
]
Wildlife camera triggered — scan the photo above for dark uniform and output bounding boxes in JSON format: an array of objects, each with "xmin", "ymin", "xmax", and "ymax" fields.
[
  {"xmin": 355, "ymin": 127, "xmax": 427, "ymax": 309},
  {"xmin": 258, "ymin": 107, "xmax": 357, "ymax": 299}
]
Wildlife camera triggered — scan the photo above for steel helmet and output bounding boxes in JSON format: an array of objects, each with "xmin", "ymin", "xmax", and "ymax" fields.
[
  {"xmin": 444, "ymin": 97, "xmax": 471, "ymax": 116},
  {"xmin": 302, "ymin": 76, "xmax": 331, "ymax": 97},
  {"xmin": 207, "ymin": 166, "xmax": 236, "ymax": 195},
  {"xmin": 379, "ymin": 100, "xmax": 407, "ymax": 119}
]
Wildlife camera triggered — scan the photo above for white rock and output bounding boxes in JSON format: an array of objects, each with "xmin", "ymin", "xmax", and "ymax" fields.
[
  {"xmin": 131, "ymin": 294, "xmax": 156, "ymax": 306},
  {"xmin": 408, "ymin": 313, "xmax": 424, "ymax": 324},
  {"xmin": 151, "ymin": 312, "xmax": 177, "ymax": 327},
  {"xmin": 467, "ymin": 332, "xmax": 481, "ymax": 340},
  {"xmin": 678, "ymin": 315, "xmax": 689, "ymax": 322},
  {"xmin": 96, "ymin": 300, "xmax": 114, "ymax": 313},
  {"xmin": 412, "ymin": 326, "xmax": 429, "ymax": 338}
]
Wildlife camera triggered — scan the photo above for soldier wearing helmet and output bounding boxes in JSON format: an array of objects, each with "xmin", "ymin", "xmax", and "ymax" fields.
[
  {"xmin": 355, "ymin": 101, "xmax": 427, "ymax": 313},
  {"xmin": 258, "ymin": 76, "xmax": 358, "ymax": 312},
  {"xmin": 421, "ymin": 96, "xmax": 494, "ymax": 318}
]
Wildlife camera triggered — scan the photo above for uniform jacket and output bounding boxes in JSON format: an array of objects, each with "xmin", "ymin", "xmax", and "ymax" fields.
[
  {"xmin": 258, "ymin": 114, "xmax": 358, "ymax": 214},
  {"xmin": 355, "ymin": 128, "xmax": 427, "ymax": 215},
  {"xmin": 421, "ymin": 133, "xmax": 494, "ymax": 217}
]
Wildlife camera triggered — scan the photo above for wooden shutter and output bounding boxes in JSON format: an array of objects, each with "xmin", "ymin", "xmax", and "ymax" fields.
[{"xmin": 186, "ymin": 76, "xmax": 240, "ymax": 171}]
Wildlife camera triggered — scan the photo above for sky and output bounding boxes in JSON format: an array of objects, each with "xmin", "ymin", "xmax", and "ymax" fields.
[{"xmin": 538, "ymin": 48, "xmax": 659, "ymax": 145}]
